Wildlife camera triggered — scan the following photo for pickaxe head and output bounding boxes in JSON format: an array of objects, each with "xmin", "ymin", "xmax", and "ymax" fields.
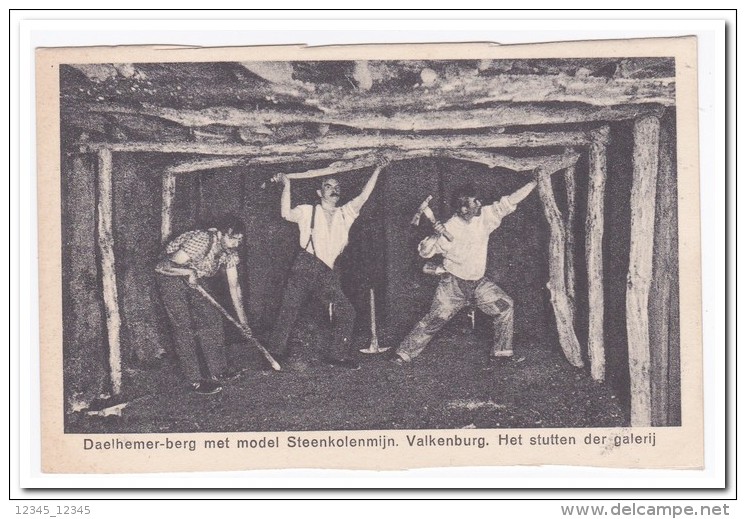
[{"xmin": 411, "ymin": 195, "xmax": 433, "ymax": 226}]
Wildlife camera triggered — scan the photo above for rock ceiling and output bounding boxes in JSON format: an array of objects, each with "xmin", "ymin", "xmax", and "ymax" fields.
[{"xmin": 60, "ymin": 58, "xmax": 675, "ymax": 169}]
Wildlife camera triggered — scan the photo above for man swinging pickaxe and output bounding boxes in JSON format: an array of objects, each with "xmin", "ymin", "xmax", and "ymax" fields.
[{"xmin": 411, "ymin": 195, "xmax": 454, "ymax": 241}]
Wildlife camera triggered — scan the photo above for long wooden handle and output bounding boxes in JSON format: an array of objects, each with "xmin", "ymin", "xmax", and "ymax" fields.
[
  {"xmin": 437, "ymin": 224, "xmax": 454, "ymax": 242},
  {"xmin": 190, "ymin": 283, "xmax": 282, "ymax": 371},
  {"xmin": 369, "ymin": 288, "xmax": 377, "ymax": 340},
  {"xmin": 423, "ymin": 207, "xmax": 454, "ymax": 241}
]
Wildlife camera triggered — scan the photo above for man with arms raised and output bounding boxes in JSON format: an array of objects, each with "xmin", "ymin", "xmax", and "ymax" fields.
[{"xmin": 269, "ymin": 157, "xmax": 389, "ymax": 370}]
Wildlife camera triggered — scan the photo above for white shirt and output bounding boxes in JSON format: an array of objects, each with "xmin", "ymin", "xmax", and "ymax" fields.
[
  {"xmin": 285, "ymin": 199, "xmax": 362, "ymax": 269},
  {"xmin": 419, "ymin": 197, "xmax": 517, "ymax": 280}
]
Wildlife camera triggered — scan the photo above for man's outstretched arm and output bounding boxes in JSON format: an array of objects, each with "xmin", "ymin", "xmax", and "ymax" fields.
[
  {"xmin": 507, "ymin": 180, "xmax": 538, "ymax": 206},
  {"xmin": 273, "ymin": 173, "xmax": 301, "ymax": 222},
  {"xmin": 226, "ymin": 265, "xmax": 249, "ymax": 329},
  {"xmin": 348, "ymin": 156, "xmax": 390, "ymax": 213},
  {"xmin": 484, "ymin": 179, "xmax": 538, "ymax": 230}
]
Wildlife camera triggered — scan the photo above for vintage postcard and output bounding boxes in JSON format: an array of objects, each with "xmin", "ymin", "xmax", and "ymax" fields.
[{"xmin": 36, "ymin": 36, "xmax": 702, "ymax": 473}]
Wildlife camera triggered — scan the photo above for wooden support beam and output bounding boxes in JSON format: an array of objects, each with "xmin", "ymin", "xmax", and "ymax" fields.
[
  {"xmin": 166, "ymin": 150, "xmax": 375, "ymax": 174},
  {"xmin": 79, "ymin": 130, "xmax": 598, "ymax": 156},
  {"xmin": 285, "ymin": 153, "xmax": 385, "ymax": 180},
  {"xmin": 426, "ymin": 149, "xmax": 535, "ymax": 171},
  {"xmin": 167, "ymin": 148, "xmax": 584, "ymax": 177},
  {"xmin": 443, "ymin": 149, "xmax": 580, "ymax": 173},
  {"xmin": 586, "ymin": 137, "xmax": 608, "ymax": 382},
  {"xmin": 650, "ymin": 115, "xmax": 677, "ymax": 426},
  {"xmin": 627, "ymin": 114, "xmax": 661, "ymax": 427},
  {"xmin": 196, "ymin": 172, "xmax": 204, "ymax": 223},
  {"xmin": 312, "ymin": 78, "xmax": 675, "ymax": 113},
  {"xmin": 564, "ymin": 162, "xmax": 577, "ymax": 307},
  {"xmin": 666, "ymin": 250, "xmax": 681, "ymax": 425},
  {"xmin": 279, "ymin": 150, "xmax": 456, "ymax": 181},
  {"xmin": 161, "ymin": 172, "xmax": 176, "ymax": 244},
  {"xmin": 543, "ymin": 151, "xmax": 583, "ymax": 175},
  {"xmin": 287, "ymin": 149, "xmax": 583, "ymax": 180},
  {"xmin": 84, "ymin": 100, "xmax": 669, "ymax": 132},
  {"xmin": 589, "ymin": 126, "xmax": 612, "ymax": 146},
  {"xmin": 96, "ymin": 149, "xmax": 123, "ymax": 396},
  {"xmin": 336, "ymin": 104, "xmax": 669, "ymax": 130},
  {"xmin": 168, "ymin": 157, "xmax": 249, "ymax": 174},
  {"xmin": 534, "ymin": 167, "xmax": 584, "ymax": 368},
  {"xmin": 262, "ymin": 149, "xmax": 583, "ymax": 184}
]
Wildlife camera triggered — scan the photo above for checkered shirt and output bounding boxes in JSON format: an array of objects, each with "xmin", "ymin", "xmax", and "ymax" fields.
[{"xmin": 165, "ymin": 229, "xmax": 239, "ymax": 278}]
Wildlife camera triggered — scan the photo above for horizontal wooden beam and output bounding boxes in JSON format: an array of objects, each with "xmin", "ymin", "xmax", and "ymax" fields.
[
  {"xmin": 167, "ymin": 147, "xmax": 581, "ymax": 176},
  {"xmin": 84, "ymin": 102, "xmax": 664, "ymax": 133},
  {"xmin": 443, "ymin": 149, "xmax": 542, "ymax": 171},
  {"xmin": 309, "ymin": 73, "xmax": 675, "ymax": 113},
  {"xmin": 79, "ymin": 129, "xmax": 598, "ymax": 156},
  {"xmin": 285, "ymin": 154, "xmax": 380, "ymax": 180},
  {"xmin": 165, "ymin": 149, "xmax": 374, "ymax": 174},
  {"xmin": 266, "ymin": 150, "xmax": 582, "ymax": 183},
  {"xmin": 444, "ymin": 149, "xmax": 580, "ymax": 173}
]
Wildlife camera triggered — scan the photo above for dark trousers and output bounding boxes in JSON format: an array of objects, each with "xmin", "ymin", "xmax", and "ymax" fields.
[
  {"xmin": 269, "ymin": 251, "xmax": 355, "ymax": 361},
  {"xmin": 157, "ymin": 275, "xmax": 228, "ymax": 383}
]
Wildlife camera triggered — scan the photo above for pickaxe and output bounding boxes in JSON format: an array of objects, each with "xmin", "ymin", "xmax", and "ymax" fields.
[
  {"xmin": 359, "ymin": 288, "xmax": 389, "ymax": 354},
  {"xmin": 411, "ymin": 195, "xmax": 453, "ymax": 241}
]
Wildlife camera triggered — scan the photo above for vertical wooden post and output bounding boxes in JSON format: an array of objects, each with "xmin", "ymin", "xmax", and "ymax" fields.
[
  {"xmin": 161, "ymin": 172, "xmax": 176, "ymax": 244},
  {"xmin": 627, "ymin": 115, "xmax": 661, "ymax": 427},
  {"xmin": 586, "ymin": 135, "xmax": 608, "ymax": 382},
  {"xmin": 196, "ymin": 172, "xmax": 204, "ymax": 224},
  {"xmin": 96, "ymin": 149, "xmax": 122, "ymax": 396},
  {"xmin": 650, "ymin": 115, "xmax": 677, "ymax": 426},
  {"xmin": 65, "ymin": 154, "xmax": 108, "ymax": 407},
  {"xmin": 534, "ymin": 167, "xmax": 584, "ymax": 368},
  {"xmin": 666, "ymin": 255, "xmax": 681, "ymax": 425},
  {"xmin": 564, "ymin": 162, "xmax": 577, "ymax": 307}
]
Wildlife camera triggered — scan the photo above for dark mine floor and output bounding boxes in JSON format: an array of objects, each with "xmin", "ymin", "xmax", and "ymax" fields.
[{"xmin": 68, "ymin": 316, "xmax": 628, "ymax": 434}]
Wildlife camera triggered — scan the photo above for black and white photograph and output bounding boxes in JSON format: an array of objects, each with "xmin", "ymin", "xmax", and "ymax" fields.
[{"xmin": 36, "ymin": 37, "xmax": 703, "ymax": 472}]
